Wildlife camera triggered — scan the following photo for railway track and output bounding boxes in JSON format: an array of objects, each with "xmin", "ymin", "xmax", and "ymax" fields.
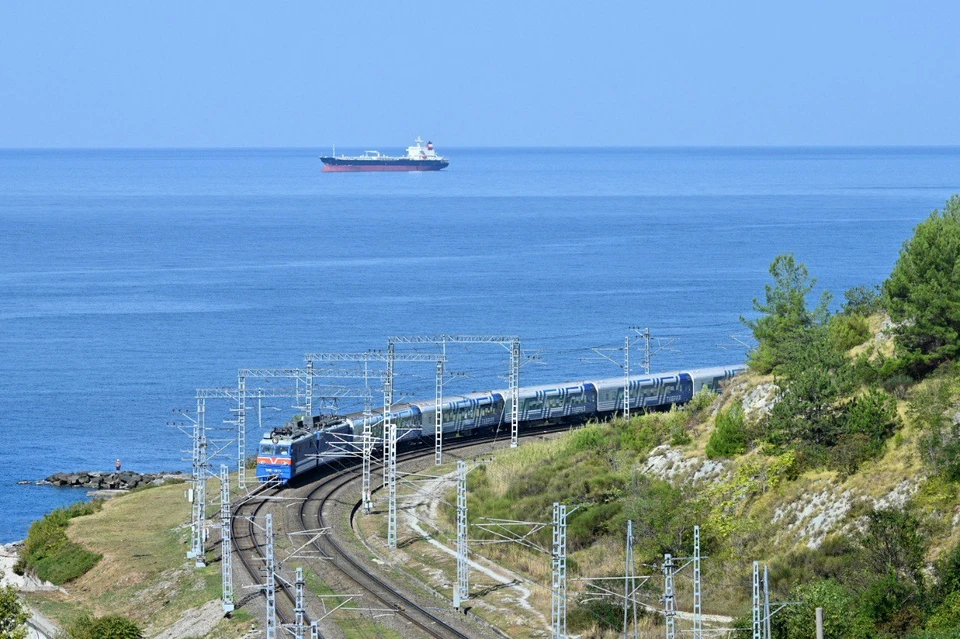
[
  {"xmin": 233, "ymin": 426, "xmax": 571, "ymax": 638},
  {"xmin": 233, "ymin": 481, "xmax": 322, "ymax": 637}
]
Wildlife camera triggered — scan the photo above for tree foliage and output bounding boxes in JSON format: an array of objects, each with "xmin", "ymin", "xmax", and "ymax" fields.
[
  {"xmin": 766, "ymin": 328, "xmax": 853, "ymax": 451},
  {"xmin": 842, "ymin": 284, "xmax": 884, "ymax": 315},
  {"xmin": 884, "ymin": 196, "xmax": 960, "ymax": 376},
  {"xmin": 0, "ymin": 576, "xmax": 28, "ymax": 639},
  {"xmin": 774, "ymin": 579, "xmax": 871, "ymax": 639},
  {"xmin": 743, "ymin": 254, "xmax": 831, "ymax": 374}
]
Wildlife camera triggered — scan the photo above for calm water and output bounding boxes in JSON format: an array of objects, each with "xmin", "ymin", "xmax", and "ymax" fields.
[{"xmin": 2, "ymin": 147, "xmax": 959, "ymax": 542}]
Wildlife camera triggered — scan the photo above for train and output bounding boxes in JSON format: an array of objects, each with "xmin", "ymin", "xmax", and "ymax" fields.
[{"xmin": 256, "ymin": 365, "xmax": 746, "ymax": 483}]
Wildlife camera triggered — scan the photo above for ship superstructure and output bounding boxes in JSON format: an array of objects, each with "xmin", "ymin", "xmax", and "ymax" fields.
[{"xmin": 320, "ymin": 137, "xmax": 449, "ymax": 172}]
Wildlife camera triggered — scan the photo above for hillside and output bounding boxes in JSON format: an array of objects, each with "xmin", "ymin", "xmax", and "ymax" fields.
[
  {"xmin": 435, "ymin": 199, "xmax": 960, "ymax": 638},
  {"xmin": 431, "ymin": 317, "xmax": 959, "ymax": 639}
]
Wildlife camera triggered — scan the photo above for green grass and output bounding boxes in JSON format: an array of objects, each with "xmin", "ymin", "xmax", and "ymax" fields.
[{"xmin": 23, "ymin": 476, "xmax": 243, "ymax": 636}]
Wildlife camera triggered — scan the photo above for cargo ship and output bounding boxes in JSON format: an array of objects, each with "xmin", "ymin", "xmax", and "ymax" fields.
[{"xmin": 320, "ymin": 137, "xmax": 449, "ymax": 172}]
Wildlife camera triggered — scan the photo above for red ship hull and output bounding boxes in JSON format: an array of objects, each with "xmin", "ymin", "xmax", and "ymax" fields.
[{"xmin": 321, "ymin": 164, "xmax": 446, "ymax": 172}]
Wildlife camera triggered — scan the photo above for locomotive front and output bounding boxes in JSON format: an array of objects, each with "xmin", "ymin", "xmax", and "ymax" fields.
[{"xmin": 256, "ymin": 433, "xmax": 294, "ymax": 482}]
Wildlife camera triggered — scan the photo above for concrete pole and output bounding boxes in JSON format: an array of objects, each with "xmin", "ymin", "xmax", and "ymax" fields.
[{"xmin": 816, "ymin": 607, "xmax": 824, "ymax": 639}]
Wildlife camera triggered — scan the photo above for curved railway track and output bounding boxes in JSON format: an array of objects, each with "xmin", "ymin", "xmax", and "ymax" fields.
[
  {"xmin": 233, "ymin": 426, "xmax": 570, "ymax": 638},
  {"xmin": 233, "ymin": 481, "xmax": 321, "ymax": 637}
]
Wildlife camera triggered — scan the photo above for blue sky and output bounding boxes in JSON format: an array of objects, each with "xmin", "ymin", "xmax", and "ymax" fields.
[{"xmin": 2, "ymin": 1, "xmax": 958, "ymax": 148}]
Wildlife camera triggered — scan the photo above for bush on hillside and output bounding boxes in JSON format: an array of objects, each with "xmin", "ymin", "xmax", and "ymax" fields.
[
  {"xmin": 910, "ymin": 375, "xmax": 960, "ymax": 481},
  {"xmin": 687, "ymin": 387, "xmax": 718, "ymax": 414},
  {"xmin": 706, "ymin": 405, "xmax": 747, "ymax": 459},
  {"xmin": 828, "ymin": 388, "xmax": 900, "ymax": 475},
  {"xmin": 884, "ymin": 195, "xmax": 960, "ymax": 377},
  {"xmin": 62, "ymin": 614, "xmax": 143, "ymax": 639},
  {"xmin": 19, "ymin": 501, "xmax": 103, "ymax": 585},
  {"xmin": 773, "ymin": 579, "xmax": 872, "ymax": 639},
  {"xmin": 829, "ymin": 313, "xmax": 871, "ymax": 351},
  {"xmin": 0, "ymin": 576, "xmax": 29, "ymax": 639}
]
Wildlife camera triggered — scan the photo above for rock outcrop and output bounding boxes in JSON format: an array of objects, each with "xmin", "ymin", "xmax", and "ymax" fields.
[{"xmin": 40, "ymin": 470, "xmax": 183, "ymax": 490}]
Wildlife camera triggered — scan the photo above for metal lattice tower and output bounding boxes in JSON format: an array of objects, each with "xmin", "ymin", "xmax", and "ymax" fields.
[
  {"xmin": 388, "ymin": 334, "xmax": 522, "ymax": 453},
  {"xmin": 763, "ymin": 564, "xmax": 771, "ymax": 639},
  {"xmin": 309, "ymin": 622, "xmax": 319, "ymax": 639},
  {"xmin": 662, "ymin": 554, "xmax": 676, "ymax": 639},
  {"xmin": 383, "ymin": 342, "xmax": 395, "ymax": 487},
  {"xmin": 693, "ymin": 525, "xmax": 702, "ymax": 639},
  {"xmin": 752, "ymin": 561, "xmax": 761, "ymax": 639},
  {"xmin": 510, "ymin": 339, "xmax": 521, "ymax": 448},
  {"xmin": 454, "ymin": 460, "xmax": 469, "ymax": 608},
  {"xmin": 435, "ymin": 359, "xmax": 444, "ymax": 465},
  {"xmin": 236, "ymin": 376, "xmax": 247, "ymax": 489},
  {"xmin": 265, "ymin": 514, "xmax": 277, "ymax": 639},
  {"xmin": 294, "ymin": 566, "xmax": 306, "ymax": 639},
  {"xmin": 304, "ymin": 349, "xmax": 441, "ymax": 507},
  {"xmin": 189, "ymin": 397, "xmax": 208, "ymax": 566},
  {"xmin": 362, "ymin": 360, "xmax": 374, "ymax": 513},
  {"xmin": 551, "ymin": 502, "xmax": 568, "ymax": 639},
  {"xmin": 640, "ymin": 327, "xmax": 651, "ymax": 375},
  {"xmin": 623, "ymin": 335, "xmax": 631, "ymax": 419},
  {"xmin": 623, "ymin": 520, "xmax": 639, "ymax": 639},
  {"xmin": 386, "ymin": 422, "xmax": 398, "ymax": 548},
  {"xmin": 220, "ymin": 464, "xmax": 234, "ymax": 612},
  {"xmin": 304, "ymin": 359, "xmax": 314, "ymax": 419}
]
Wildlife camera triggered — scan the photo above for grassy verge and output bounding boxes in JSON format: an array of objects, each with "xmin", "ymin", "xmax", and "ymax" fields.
[{"xmin": 23, "ymin": 477, "xmax": 248, "ymax": 637}]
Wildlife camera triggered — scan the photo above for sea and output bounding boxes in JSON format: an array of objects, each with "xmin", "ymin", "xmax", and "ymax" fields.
[{"xmin": 2, "ymin": 147, "xmax": 959, "ymax": 543}]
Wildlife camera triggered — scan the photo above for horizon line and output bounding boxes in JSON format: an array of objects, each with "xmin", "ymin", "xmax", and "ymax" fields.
[{"xmin": 3, "ymin": 144, "xmax": 960, "ymax": 152}]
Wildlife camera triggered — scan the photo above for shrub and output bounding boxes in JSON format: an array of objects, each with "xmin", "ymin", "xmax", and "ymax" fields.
[
  {"xmin": 882, "ymin": 373, "xmax": 914, "ymax": 398},
  {"xmin": 829, "ymin": 313, "xmax": 871, "ymax": 351},
  {"xmin": 772, "ymin": 534, "xmax": 862, "ymax": 589},
  {"xmin": 63, "ymin": 614, "xmax": 143, "ymax": 639},
  {"xmin": 567, "ymin": 423, "xmax": 607, "ymax": 453},
  {"xmin": 568, "ymin": 596, "xmax": 628, "ymax": 633},
  {"xmin": 774, "ymin": 580, "xmax": 872, "ymax": 639},
  {"xmin": 0, "ymin": 577, "xmax": 29, "ymax": 639},
  {"xmin": 910, "ymin": 377, "xmax": 960, "ymax": 481},
  {"xmin": 934, "ymin": 539, "xmax": 960, "ymax": 604},
  {"xmin": 828, "ymin": 388, "xmax": 900, "ymax": 474},
  {"xmin": 859, "ymin": 508, "xmax": 926, "ymax": 592},
  {"xmin": 687, "ymin": 387, "xmax": 718, "ymax": 414},
  {"xmin": 860, "ymin": 572, "xmax": 924, "ymax": 635},
  {"xmin": 927, "ymin": 592, "xmax": 960, "ymax": 631},
  {"xmin": 669, "ymin": 425, "xmax": 691, "ymax": 446},
  {"xmin": 706, "ymin": 406, "xmax": 747, "ymax": 459}
]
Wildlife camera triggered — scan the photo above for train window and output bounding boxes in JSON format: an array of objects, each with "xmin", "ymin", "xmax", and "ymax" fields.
[
  {"xmin": 278, "ymin": 446, "xmax": 290, "ymax": 456},
  {"xmin": 259, "ymin": 444, "xmax": 274, "ymax": 455},
  {"xmin": 545, "ymin": 395, "xmax": 564, "ymax": 410},
  {"xmin": 523, "ymin": 398, "xmax": 543, "ymax": 411}
]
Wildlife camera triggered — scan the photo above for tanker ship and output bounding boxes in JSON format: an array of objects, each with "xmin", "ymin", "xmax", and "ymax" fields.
[{"xmin": 320, "ymin": 137, "xmax": 449, "ymax": 172}]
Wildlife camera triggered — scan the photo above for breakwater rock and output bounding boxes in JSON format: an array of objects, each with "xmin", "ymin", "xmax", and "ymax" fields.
[{"xmin": 41, "ymin": 471, "xmax": 184, "ymax": 490}]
